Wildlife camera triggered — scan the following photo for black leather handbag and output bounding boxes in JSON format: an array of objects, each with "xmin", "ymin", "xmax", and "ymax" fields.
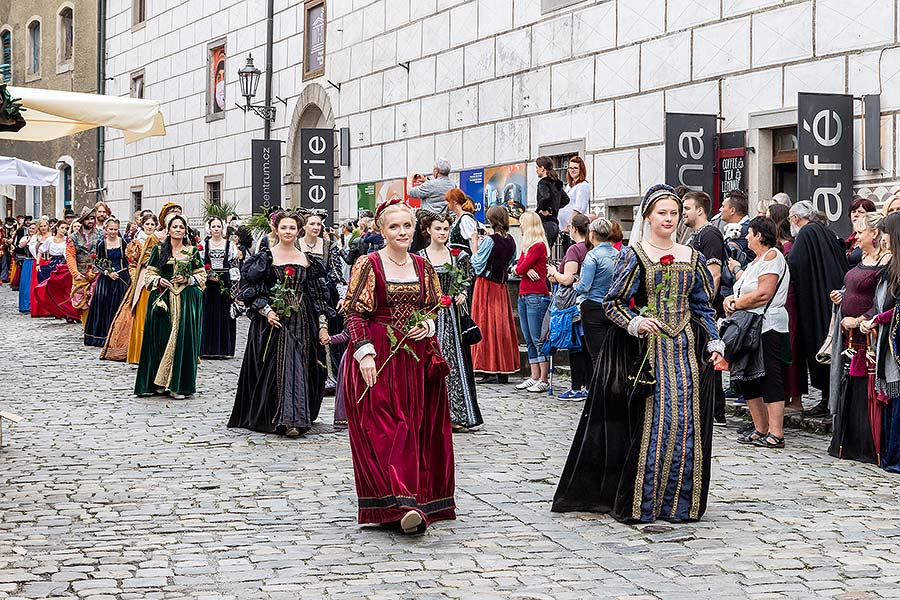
[{"xmin": 458, "ymin": 307, "xmax": 482, "ymax": 346}]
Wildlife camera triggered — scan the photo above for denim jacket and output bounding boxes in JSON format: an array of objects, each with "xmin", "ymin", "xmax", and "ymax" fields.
[{"xmin": 574, "ymin": 242, "xmax": 618, "ymax": 303}]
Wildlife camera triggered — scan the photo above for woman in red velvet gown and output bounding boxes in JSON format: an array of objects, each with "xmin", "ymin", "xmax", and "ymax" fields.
[{"xmin": 343, "ymin": 199, "xmax": 456, "ymax": 535}]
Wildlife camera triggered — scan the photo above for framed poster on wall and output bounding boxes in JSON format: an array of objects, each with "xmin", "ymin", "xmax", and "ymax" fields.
[{"xmin": 303, "ymin": 0, "xmax": 326, "ymax": 81}]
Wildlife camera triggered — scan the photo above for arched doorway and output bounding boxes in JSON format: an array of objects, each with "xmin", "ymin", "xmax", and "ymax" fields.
[{"xmin": 285, "ymin": 83, "xmax": 338, "ymax": 219}]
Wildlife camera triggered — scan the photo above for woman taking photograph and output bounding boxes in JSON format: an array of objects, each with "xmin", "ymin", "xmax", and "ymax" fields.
[
  {"xmin": 726, "ymin": 217, "xmax": 791, "ymax": 449},
  {"xmin": 134, "ymin": 215, "xmax": 206, "ymax": 399},
  {"xmin": 513, "ymin": 211, "xmax": 551, "ymax": 393},
  {"xmin": 572, "ymin": 218, "xmax": 620, "ymax": 370},
  {"xmin": 828, "ymin": 213, "xmax": 888, "ymax": 463},
  {"xmin": 342, "ymin": 198, "xmax": 455, "ymax": 535},
  {"xmin": 470, "ymin": 205, "xmax": 519, "ymax": 384},
  {"xmin": 535, "ymin": 155, "xmax": 568, "ymax": 248},
  {"xmin": 85, "ymin": 218, "xmax": 131, "ymax": 347},
  {"xmin": 200, "ymin": 216, "xmax": 240, "ymax": 359},
  {"xmin": 418, "ymin": 212, "xmax": 483, "ymax": 432},
  {"xmin": 553, "ymin": 184, "xmax": 723, "ymax": 523},
  {"xmin": 548, "ymin": 212, "xmax": 593, "ymax": 399},
  {"xmin": 229, "ymin": 212, "xmax": 331, "ymax": 436}
]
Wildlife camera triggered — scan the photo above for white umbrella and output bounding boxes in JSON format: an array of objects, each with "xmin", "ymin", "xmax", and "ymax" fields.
[
  {"xmin": 0, "ymin": 156, "xmax": 59, "ymax": 186},
  {"xmin": 0, "ymin": 86, "xmax": 165, "ymax": 144}
]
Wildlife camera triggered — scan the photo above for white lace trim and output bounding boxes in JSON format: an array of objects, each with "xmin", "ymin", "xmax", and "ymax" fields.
[{"xmin": 627, "ymin": 316, "xmax": 645, "ymax": 337}]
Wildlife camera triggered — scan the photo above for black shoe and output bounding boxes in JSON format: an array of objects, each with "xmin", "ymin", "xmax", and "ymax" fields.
[
  {"xmin": 714, "ymin": 415, "xmax": 727, "ymax": 427},
  {"xmin": 479, "ymin": 375, "xmax": 500, "ymax": 384},
  {"xmin": 805, "ymin": 402, "xmax": 830, "ymax": 418},
  {"xmin": 497, "ymin": 375, "xmax": 509, "ymax": 384}
]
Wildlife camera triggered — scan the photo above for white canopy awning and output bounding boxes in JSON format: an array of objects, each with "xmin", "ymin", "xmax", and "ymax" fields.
[
  {"xmin": 0, "ymin": 156, "xmax": 59, "ymax": 186},
  {"xmin": 0, "ymin": 86, "xmax": 166, "ymax": 144}
]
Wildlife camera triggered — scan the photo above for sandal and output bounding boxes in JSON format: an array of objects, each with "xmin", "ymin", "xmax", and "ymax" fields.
[
  {"xmin": 753, "ymin": 433, "xmax": 785, "ymax": 448},
  {"xmin": 737, "ymin": 429, "xmax": 766, "ymax": 444}
]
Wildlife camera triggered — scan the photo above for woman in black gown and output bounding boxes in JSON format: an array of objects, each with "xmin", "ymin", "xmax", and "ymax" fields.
[
  {"xmin": 228, "ymin": 211, "xmax": 331, "ymax": 436},
  {"xmin": 200, "ymin": 216, "xmax": 239, "ymax": 358}
]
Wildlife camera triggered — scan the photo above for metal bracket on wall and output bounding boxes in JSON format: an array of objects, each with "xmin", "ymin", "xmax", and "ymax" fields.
[
  {"xmin": 399, "ymin": 62, "xmax": 410, "ymax": 72},
  {"xmin": 327, "ymin": 80, "xmax": 341, "ymax": 92}
]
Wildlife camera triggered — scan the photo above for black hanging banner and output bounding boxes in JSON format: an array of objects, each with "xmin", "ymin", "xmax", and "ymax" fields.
[
  {"xmin": 798, "ymin": 92, "xmax": 854, "ymax": 238},
  {"xmin": 300, "ymin": 127, "xmax": 334, "ymax": 218},
  {"xmin": 251, "ymin": 139, "xmax": 282, "ymax": 214},
  {"xmin": 665, "ymin": 113, "xmax": 717, "ymax": 195}
]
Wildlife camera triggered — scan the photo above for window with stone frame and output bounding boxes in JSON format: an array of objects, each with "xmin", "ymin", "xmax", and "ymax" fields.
[
  {"xmin": 57, "ymin": 6, "xmax": 74, "ymax": 70},
  {"xmin": 130, "ymin": 70, "xmax": 144, "ymax": 99},
  {"xmin": 0, "ymin": 29, "xmax": 11, "ymax": 83},
  {"xmin": 26, "ymin": 19, "xmax": 41, "ymax": 79},
  {"xmin": 131, "ymin": 187, "xmax": 142, "ymax": 214},
  {"xmin": 541, "ymin": 0, "xmax": 583, "ymax": 13},
  {"xmin": 132, "ymin": 0, "xmax": 147, "ymax": 27},
  {"xmin": 205, "ymin": 176, "xmax": 223, "ymax": 205}
]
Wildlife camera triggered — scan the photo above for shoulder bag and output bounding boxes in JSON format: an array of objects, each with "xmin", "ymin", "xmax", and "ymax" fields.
[{"xmin": 719, "ymin": 261, "xmax": 785, "ymax": 363}]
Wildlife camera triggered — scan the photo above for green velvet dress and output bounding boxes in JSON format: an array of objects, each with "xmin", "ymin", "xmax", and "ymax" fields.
[{"xmin": 134, "ymin": 245, "xmax": 206, "ymax": 396}]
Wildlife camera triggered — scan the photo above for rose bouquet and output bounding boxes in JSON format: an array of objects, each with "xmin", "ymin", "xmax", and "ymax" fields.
[
  {"xmin": 357, "ymin": 294, "xmax": 453, "ymax": 403},
  {"xmin": 262, "ymin": 266, "xmax": 299, "ymax": 360}
]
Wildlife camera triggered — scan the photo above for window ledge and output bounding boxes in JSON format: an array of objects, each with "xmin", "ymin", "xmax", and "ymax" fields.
[
  {"xmin": 205, "ymin": 111, "xmax": 226, "ymax": 123},
  {"xmin": 55, "ymin": 61, "xmax": 73, "ymax": 75},
  {"xmin": 131, "ymin": 21, "xmax": 146, "ymax": 33},
  {"xmin": 25, "ymin": 72, "xmax": 41, "ymax": 83}
]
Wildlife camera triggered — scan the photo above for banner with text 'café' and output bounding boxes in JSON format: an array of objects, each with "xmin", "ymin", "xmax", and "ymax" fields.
[{"xmin": 797, "ymin": 92, "xmax": 854, "ymax": 238}]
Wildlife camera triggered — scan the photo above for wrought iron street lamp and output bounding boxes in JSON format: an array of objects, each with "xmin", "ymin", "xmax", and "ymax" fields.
[{"xmin": 236, "ymin": 54, "xmax": 282, "ymax": 122}]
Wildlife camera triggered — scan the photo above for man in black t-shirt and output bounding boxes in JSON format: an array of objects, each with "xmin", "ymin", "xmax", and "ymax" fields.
[
  {"xmin": 683, "ymin": 191, "xmax": 726, "ymax": 312},
  {"xmin": 683, "ymin": 191, "xmax": 728, "ymax": 425}
]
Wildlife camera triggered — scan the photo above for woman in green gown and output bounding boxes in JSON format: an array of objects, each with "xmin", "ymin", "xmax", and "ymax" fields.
[{"xmin": 134, "ymin": 215, "xmax": 207, "ymax": 399}]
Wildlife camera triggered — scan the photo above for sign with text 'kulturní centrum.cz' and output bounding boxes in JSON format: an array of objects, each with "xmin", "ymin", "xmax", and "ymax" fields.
[{"xmin": 251, "ymin": 139, "xmax": 282, "ymax": 214}]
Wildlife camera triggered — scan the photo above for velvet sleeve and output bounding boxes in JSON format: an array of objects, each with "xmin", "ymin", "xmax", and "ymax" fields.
[
  {"xmin": 237, "ymin": 249, "xmax": 272, "ymax": 311},
  {"xmin": 604, "ymin": 247, "xmax": 643, "ymax": 334},
  {"xmin": 65, "ymin": 238, "xmax": 79, "ymax": 277},
  {"xmin": 689, "ymin": 253, "xmax": 721, "ymax": 349},
  {"xmin": 304, "ymin": 254, "xmax": 336, "ymax": 321},
  {"xmin": 190, "ymin": 249, "xmax": 207, "ymax": 291},
  {"xmin": 422, "ymin": 260, "xmax": 442, "ymax": 307},
  {"xmin": 345, "ymin": 256, "xmax": 377, "ymax": 348}
]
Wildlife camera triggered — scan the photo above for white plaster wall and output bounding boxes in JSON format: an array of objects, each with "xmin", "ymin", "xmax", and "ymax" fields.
[{"xmin": 105, "ymin": 0, "xmax": 900, "ymax": 220}]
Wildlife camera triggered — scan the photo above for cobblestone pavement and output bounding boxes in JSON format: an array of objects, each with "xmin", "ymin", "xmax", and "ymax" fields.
[{"xmin": 2, "ymin": 289, "xmax": 900, "ymax": 600}]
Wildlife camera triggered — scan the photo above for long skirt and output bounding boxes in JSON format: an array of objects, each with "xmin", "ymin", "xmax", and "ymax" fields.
[
  {"xmin": 29, "ymin": 260, "xmax": 51, "ymax": 318},
  {"xmin": 18, "ymin": 258, "xmax": 33, "ymax": 313},
  {"xmin": 882, "ymin": 397, "xmax": 900, "ymax": 473},
  {"xmin": 552, "ymin": 323, "xmax": 713, "ymax": 523},
  {"xmin": 134, "ymin": 287, "xmax": 202, "ymax": 396},
  {"xmin": 85, "ymin": 273, "xmax": 131, "ymax": 347},
  {"xmin": 10, "ymin": 258, "xmax": 20, "ymax": 290},
  {"xmin": 333, "ymin": 349, "xmax": 348, "ymax": 430},
  {"xmin": 228, "ymin": 307, "xmax": 326, "ymax": 433},
  {"xmin": 782, "ymin": 284, "xmax": 807, "ymax": 398},
  {"xmin": 38, "ymin": 264, "xmax": 79, "ymax": 320},
  {"xmin": 127, "ymin": 288, "xmax": 150, "ymax": 364},
  {"xmin": 436, "ymin": 304, "xmax": 482, "ymax": 428},
  {"xmin": 200, "ymin": 277, "xmax": 236, "ymax": 358},
  {"xmin": 32, "ymin": 257, "xmax": 64, "ymax": 318},
  {"xmin": 100, "ymin": 279, "xmax": 140, "ymax": 361},
  {"xmin": 344, "ymin": 329, "xmax": 456, "ymax": 526},
  {"xmin": 829, "ymin": 375, "xmax": 878, "ymax": 464},
  {"xmin": 470, "ymin": 277, "xmax": 519, "ymax": 374}
]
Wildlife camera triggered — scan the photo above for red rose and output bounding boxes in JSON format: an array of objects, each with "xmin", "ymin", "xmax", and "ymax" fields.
[
  {"xmin": 660, "ymin": 254, "xmax": 675, "ymax": 266},
  {"xmin": 284, "ymin": 267, "xmax": 295, "ymax": 277},
  {"xmin": 196, "ymin": 244, "xmax": 204, "ymax": 251},
  {"xmin": 90, "ymin": 253, "xmax": 97, "ymax": 259},
  {"xmin": 439, "ymin": 295, "xmax": 453, "ymax": 308},
  {"xmin": 204, "ymin": 263, "xmax": 212, "ymax": 270},
  {"xmin": 449, "ymin": 248, "xmax": 461, "ymax": 257}
]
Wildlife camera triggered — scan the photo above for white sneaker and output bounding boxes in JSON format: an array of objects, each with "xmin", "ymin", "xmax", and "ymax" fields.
[
  {"xmin": 527, "ymin": 381, "xmax": 550, "ymax": 393},
  {"xmin": 515, "ymin": 378, "xmax": 537, "ymax": 390}
]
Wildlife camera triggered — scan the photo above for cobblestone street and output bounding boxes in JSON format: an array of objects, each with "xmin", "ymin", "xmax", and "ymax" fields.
[{"xmin": 1, "ymin": 289, "xmax": 899, "ymax": 600}]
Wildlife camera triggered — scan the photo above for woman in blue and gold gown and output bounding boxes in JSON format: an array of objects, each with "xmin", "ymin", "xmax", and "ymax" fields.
[{"xmin": 552, "ymin": 185, "xmax": 723, "ymax": 523}]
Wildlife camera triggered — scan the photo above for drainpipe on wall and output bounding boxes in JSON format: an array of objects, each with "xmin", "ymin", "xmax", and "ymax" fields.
[
  {"xmin": 263, "ymin": 0, "xmax": 274, "ymax": 140},
  {"xmin": 96, "ymin": 0, "xmax": 107, "ymax": 205}
]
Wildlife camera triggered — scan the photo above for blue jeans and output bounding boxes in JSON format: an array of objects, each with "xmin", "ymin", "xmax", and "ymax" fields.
[{"xmin": 518, "ymin": 294, "xmax": 550, "ymax": 364}]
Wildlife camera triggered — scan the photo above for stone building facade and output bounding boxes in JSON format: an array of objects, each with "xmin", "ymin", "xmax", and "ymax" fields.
[
  {"xmin": 0, "ymin": 0, "xmax": 99, "ymax": 219},
  {"xmin": 104, "ymin": 0, "xmax": 900, "ymax": 224}
]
